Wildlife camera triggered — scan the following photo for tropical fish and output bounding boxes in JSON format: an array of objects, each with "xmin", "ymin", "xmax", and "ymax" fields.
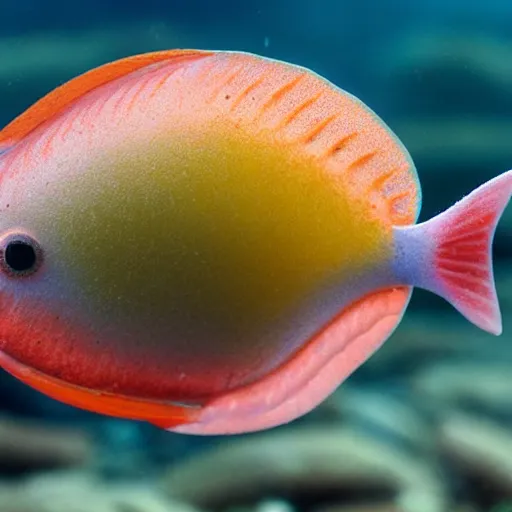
[{"xmin": 0, "ymin": 49, "xmax": 509, "ymax": 435}]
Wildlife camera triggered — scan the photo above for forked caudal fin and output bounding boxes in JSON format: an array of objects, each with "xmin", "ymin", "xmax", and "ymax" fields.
[{"xmin": 392, "ymin": 170, "xmax": 512, "ymax": 335}]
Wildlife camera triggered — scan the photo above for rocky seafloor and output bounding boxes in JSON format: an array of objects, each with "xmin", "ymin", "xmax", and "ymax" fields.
[{"xmin": 0, "ymin": 306, "xmax": 511, "ymax": 512}]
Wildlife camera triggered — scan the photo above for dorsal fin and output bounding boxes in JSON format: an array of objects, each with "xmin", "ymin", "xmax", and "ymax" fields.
[{"xmin": 0, "ymin": 49, "xmax": 212, "ymax": 149}]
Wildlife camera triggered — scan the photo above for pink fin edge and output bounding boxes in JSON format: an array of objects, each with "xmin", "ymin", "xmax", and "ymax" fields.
[
  {"xmin": 422, "ymin": 170, "xmax": 511, "ymax": 335},
  {"xmin": 167, "ymin": 287, "xmax": 411, "ymax": 435}
]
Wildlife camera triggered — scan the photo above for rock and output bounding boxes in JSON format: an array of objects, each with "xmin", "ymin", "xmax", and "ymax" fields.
[
  {"xmin": 0, "ymin": 416, "xmax": 93, "ymax": 471},
  {"xmin": 162, "ymin": 425, "xmax": 449, "ymax": 512},
  {"xmin": 315, "ymin": 505, "xmax": 401, "ymax": 512},
  {"xmin": 449, "ymin": 506, "xmax": 479, "ymax": 512},
  {"xmin": 316, "ymin": 386, "xmax": 436, "ymax": 458},
  {"xmin": 438, "ymin": 413, "xmax": 512, "ymax": 502},
  {"xmin": 413, "ymin": 362, "xmax": 512, "ymax": 414},
  {"xmin": 0, "ymin": 470, "xmax": 199, "ymax": 512},
  {"xmin": 255, "ymin": 499, "xmax": 296, "ymax": 512}
]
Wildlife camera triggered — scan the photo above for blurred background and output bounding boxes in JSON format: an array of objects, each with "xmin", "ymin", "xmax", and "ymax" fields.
[{"xmin": 0, "ymin": 1, "xmax": 511, "ymax": 511}]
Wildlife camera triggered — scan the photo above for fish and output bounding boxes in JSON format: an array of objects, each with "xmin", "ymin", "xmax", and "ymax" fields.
[{"xmin": 0, "ymin": 49, "xmax": 509, "ymax": 435}]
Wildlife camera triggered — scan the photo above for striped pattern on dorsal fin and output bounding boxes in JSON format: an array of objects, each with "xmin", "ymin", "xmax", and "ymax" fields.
[
  {"xmin": 200, "ymin": 52, "xmax": 421, "ymax": 227},
  {"xmin": 0, "ymin": 49, "xmax": 212, "ymax": 151}
]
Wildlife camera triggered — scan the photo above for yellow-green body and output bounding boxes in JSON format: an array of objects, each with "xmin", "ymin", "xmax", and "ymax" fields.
[{"xmin": 0, "ymin": 50, "xmax": 419, "ymax": 422}]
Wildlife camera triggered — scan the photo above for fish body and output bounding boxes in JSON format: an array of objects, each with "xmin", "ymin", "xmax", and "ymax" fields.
[{"xmin": 0, "ymin": 50, "xmax": 509, "ymax": 434}]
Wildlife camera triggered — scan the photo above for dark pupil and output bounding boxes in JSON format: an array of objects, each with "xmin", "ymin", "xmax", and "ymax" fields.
[{"xmin": 5, "ymin": 241, "xmax": 37, "ymax": 272}]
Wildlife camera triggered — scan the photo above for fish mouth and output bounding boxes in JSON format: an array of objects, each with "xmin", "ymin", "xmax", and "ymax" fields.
[{"xmin": 0, "ymin": 349, "xmax": 201, "ymax": 427}]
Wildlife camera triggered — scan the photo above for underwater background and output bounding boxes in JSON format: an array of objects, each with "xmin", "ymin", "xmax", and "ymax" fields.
[{"xmin": 0, "ymin": 1, "xmax": 511, "ymax": 511}]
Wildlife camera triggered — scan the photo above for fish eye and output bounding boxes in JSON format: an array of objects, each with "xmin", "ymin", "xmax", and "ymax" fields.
[{"xmin": 0, "ymin": 233, "xmax": 43, "ymax": 277}]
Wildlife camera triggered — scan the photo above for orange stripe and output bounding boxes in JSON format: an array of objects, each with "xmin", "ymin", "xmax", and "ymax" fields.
[
  {"xmin": 148, "ymin": 66, "xmax": 181, "ymax": 100},
  {"xmin": 207, "ymin": 65, "xmax": 244, "ymax": 102},
  {"xmin": 387, "ymin": 190, "xmax": 413, "ymax": 220},
  {"xmin": 301, "ymin": 113, "xmax": 338, "ymax": 143},
  {"xmin": 0, "ymin": 351, "xmax": 200, "ymax": 426},
  {"xmin": 126, "ymin": 72, "xmax": 157, "ymax": 113},
  {"xmin": 40, "ymin": 124, "xmax": 60, "ymax": 159},
  {"xmin": 388, "ymin": 190, "xmax": 410, "ymax": 203},
  {"xmin": 346, "ymin": 151, "xmax": 378, "ymax": 174},
  {"xmin": 324, "ymin": 132, "xmax": 358, "ymax": 157},
  {"xmin": 230, "ymin": 75, "xmax": 266, "ymax": 111},
  {"xmin": 194, "ymin": 58, "xmax": 218, "ymax": 85},
  {"xmin": 367, "ymin": 168, "xmax": 395, "ymax": 193},
  {"xmin": 257, "ymin": 74, "xmax": 305, "ymax": 116},
  {"xmin": 0, "ymin": 50, "xmax": 212, "ymax": 148},
  {"xmin": 110, "ymin": 84, "xmax": 135, "ymax": 117},
  {"xmin": 277, "ymin": 91, "xmax": 323, "ymax": 129}
]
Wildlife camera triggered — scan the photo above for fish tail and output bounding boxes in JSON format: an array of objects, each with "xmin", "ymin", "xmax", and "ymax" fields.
[{"xmin": 392, "ymin": 170, "xmax": 512, "ymax": 335}]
